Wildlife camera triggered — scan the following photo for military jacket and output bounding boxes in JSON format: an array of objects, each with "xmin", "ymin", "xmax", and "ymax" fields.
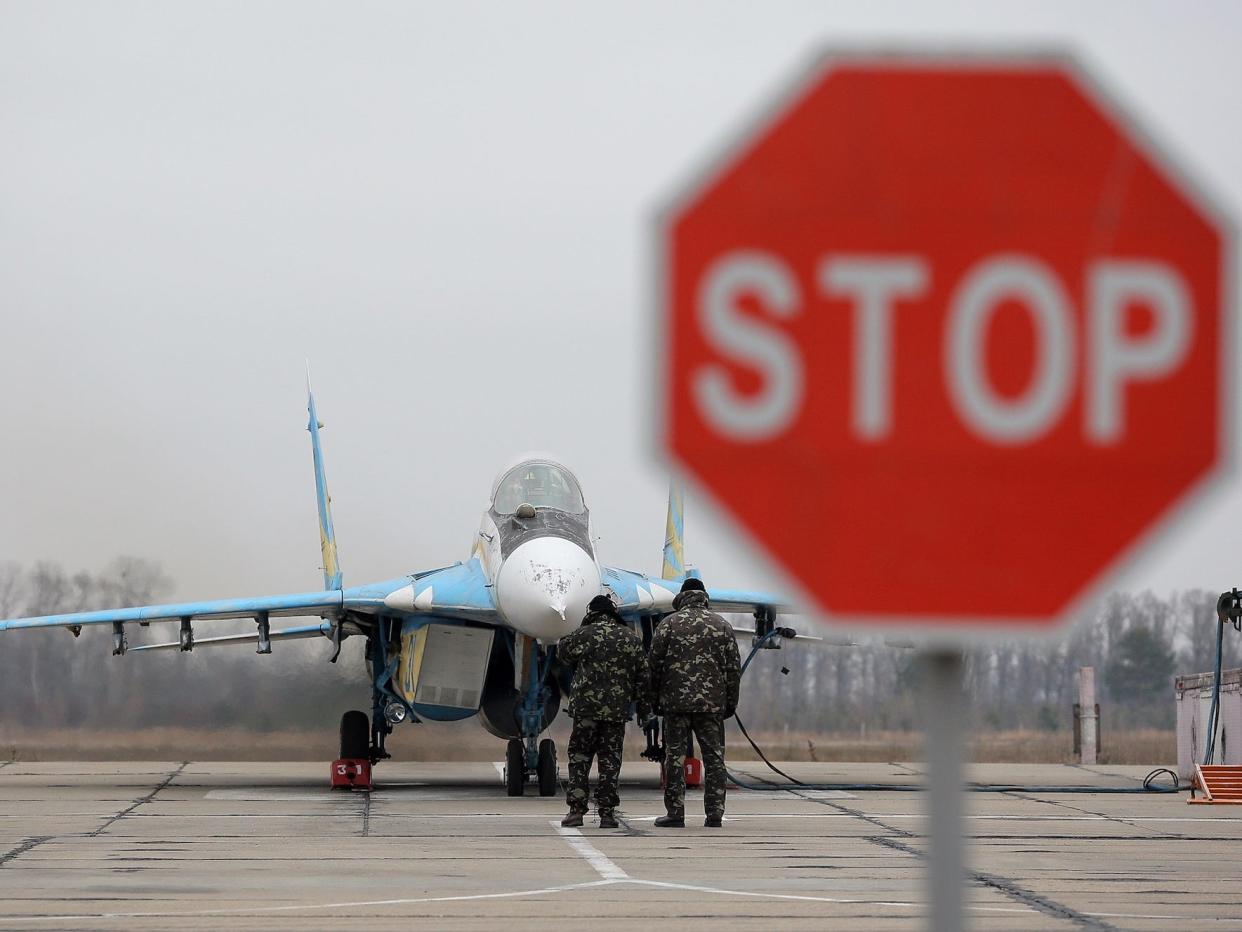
[
  {"xmin": 649, "ymin": 590, "xmax": 741, "ymax": 715},
  {"xmin": 559, "ymin": 611, "xmax": 651, "ymax": 722}
]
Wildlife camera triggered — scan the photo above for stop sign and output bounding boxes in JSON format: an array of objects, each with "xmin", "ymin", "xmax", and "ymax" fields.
[{"xmin": 658, "ymin": 54, "xmax": 1232, "ymax": 627}]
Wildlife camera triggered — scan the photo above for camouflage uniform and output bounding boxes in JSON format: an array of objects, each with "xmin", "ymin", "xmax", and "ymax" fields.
[
  {"xmin": 649, "ymin": 589, "xmax": 741, "ymax": 819},
  {"xmin": 558, "ymin": 609, "xmax": 651, "ymax": 817}
]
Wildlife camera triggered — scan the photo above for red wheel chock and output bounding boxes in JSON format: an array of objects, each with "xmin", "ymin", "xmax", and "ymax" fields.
[
  {"xmin": 331, "ymin": 758, "xmax": 372, "ymax": 791},
  {"xmin": 659, "ymin": 756, "xmax": 704, "ymax": 789}
]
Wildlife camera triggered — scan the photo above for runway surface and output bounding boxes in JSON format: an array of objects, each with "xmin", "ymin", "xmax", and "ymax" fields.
[{"xmin": 0, "ymin": 760, "xmax": 1238, "ymax": 930}]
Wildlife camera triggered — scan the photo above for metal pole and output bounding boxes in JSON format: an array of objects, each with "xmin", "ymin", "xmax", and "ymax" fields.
[
  {"xmin": 1078, "ymin": 666, "xmax": 1097, "ymax": 766},
  {"xmin": 925, "ymin": 649, "xmax": 966, "ymax": 932}
]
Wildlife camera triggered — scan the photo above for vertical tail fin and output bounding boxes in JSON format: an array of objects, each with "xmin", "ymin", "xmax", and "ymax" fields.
[
  {"xmin": 307, "ymin": 367, "xmax": 342, "ymax": 591},
  {"xmin": 661, "ymin": 482, "xmax": 685, "ymax": 580}
]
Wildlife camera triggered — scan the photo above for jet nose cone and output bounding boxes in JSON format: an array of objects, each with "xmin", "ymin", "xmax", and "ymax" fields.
[{"xmin": 496, "ymin": 537, "xmax": 600, "ymax": 642}]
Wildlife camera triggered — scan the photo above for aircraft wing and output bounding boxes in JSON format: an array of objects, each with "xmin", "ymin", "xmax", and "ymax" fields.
[
  {"xmin": 601, "ymin": 565, "xmax": 791, "ymax": 617},
  {"xmin": 0, "ymin": 560, "xmax": 499, "ymax": 639},
  {"xmin": 0, "ymin": 590, "xmax": 347, "ymax": 632}
]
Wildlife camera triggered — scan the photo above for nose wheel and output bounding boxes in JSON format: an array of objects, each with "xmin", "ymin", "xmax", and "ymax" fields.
[
  {"xmin": 537, "ymin": 738, "xmax": 558, "ymax": 796},
  {"xmin": 505, "ymin": 739, "xmax": 525, "ymax": 796},
  {"xmin": 504, "ymin": 737, "xmax": 559, "ymax": 796},
  {"xmin": 339, "ymin": 710, "xmax": 370, "ymax": 760}
]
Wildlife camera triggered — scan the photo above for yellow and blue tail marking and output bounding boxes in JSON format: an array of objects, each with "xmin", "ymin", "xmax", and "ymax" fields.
[
  {"xmin": 307, "ymin": 384, "xmax": 342, "ymax": 591},
  {"xmin": 661, "ymin": 483, "xmax": 685, "ymax": 580}
]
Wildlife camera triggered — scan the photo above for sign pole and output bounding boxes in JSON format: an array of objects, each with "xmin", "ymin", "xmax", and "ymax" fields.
[{"xmin": 925, "ymin": 649, "xmax": 966, "ymax": 931}]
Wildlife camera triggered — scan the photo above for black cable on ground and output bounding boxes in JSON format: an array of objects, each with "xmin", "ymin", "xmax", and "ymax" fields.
[
  {"xmin": 727, "ymin": 632, "xmax": 1184, "ymax": 794},
  {"xmin": 1142, "ymin": 768, "xmax": 1179, "ymax": 791}
]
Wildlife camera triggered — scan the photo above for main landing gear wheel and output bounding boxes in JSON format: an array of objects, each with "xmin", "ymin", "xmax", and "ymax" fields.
[
  {"xmin": 505, "ymin": 739, "xmax": 525, "ymax": 797},
  {"xmin": 537, "ymin": 739, "xmax": 557, "ymax": 797},
  {"xmin": 339, "ymin": 710, "xmax": 369, "ymax": 760}
]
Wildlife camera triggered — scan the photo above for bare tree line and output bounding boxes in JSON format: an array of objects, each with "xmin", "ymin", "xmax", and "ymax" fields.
[{"xmin": 0, "ymin": 560, "xmax": 1234, "ymax": 735}]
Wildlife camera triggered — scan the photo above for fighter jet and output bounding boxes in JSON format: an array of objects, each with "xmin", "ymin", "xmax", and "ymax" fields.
[{"xmin": 0, "ymin": 386, "xmax": 792, "ymax": 794}]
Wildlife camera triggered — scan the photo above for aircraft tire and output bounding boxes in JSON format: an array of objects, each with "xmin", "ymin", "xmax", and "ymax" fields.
[
  {"xmin": 505, "ymin": 739, "xmax": 525, "ymax": 797},
  {"xmin": 537, "ymin": 739, "xmax": 557, "ymax": 797},
  {"xmin": 339, "ymin": 710, "xmax": 370, "ymax": 760}
]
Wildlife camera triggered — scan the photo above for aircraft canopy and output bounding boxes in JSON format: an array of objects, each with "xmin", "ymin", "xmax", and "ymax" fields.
[{"xmin": 493, "ymin": 461, "xmax": 586, "ymax": 515}]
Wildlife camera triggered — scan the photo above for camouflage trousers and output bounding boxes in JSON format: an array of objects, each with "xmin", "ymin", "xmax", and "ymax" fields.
[
  {"xmin": 662, "ymin": 712, "xmax": 726, "ymax": 817},
  {"xmin": 566, "ymin": 718, "xmax": 626, "ymax": 815}
]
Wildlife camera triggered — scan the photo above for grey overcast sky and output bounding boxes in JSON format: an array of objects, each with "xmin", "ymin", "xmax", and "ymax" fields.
[{"xmin": 2, "ymin": 1, "xmax": 1240, "ymax": 620}]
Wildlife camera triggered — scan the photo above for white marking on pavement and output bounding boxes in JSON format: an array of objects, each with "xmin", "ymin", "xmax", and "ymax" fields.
[
  {"xmin": 635, "ymin": 879, "xmax": 1034, "ymax": 914},
  {"xmin": 724, "ymin": 789, "xmax": 857, "ymax": 799},
  {"xmin": 0, "ymin": 858, "xmax": 1199, "ymax": 926},
  {"xmin": 493, "ymin": 762, "xmax": 505, "ymax": 780},
  {"xmin": 630, "ymin": 812, "xmax": 1242, "ymax": 823},
  {"xmin": 0, "ymin": 881, "xmax": 622, "ymax": 923},
  {"xmin": 550, "ymin": 820, "xmax": 629, "ymax": 880},
  {"xmin": 205, "ymin": 791, "xmax": 360, "ymax": 802},
  {"xmin": 0, "ymin": 877, "xmax": 1055, "ymax": 922}
]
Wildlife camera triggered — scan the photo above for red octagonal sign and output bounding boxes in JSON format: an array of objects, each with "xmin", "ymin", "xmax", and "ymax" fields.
[{"xmin": 658, "ymin": 54, "xmax": 1233, "ymax": 628}]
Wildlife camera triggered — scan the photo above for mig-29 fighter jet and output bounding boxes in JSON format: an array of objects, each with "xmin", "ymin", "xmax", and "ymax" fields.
[{"xmin": 0, "ymin": 385, "xmax": 794, "ymax": 794}]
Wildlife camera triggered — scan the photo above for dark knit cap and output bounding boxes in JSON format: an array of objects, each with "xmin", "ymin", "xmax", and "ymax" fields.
[
  {"xmin": 679, "ymin": 577, "xmax": 706, "ymax": 593},
  {"xmin": 588, "ymin": 594, "xmax": 618, "ymax": 615}
]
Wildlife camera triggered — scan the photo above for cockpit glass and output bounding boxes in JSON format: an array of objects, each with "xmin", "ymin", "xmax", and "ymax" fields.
[{"xmin": 493, "ymin": 463, "xmax": 586, "ymax": 515}]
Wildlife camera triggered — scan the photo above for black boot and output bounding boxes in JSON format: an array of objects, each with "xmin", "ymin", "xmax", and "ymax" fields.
[
  {"xmin": 704, "ymin": 813, "xmax": 723, "ymax": 828},
  {"xmin": 598, "ymin": 810, "xmax": 619, "ymax": 829},
  {"xmin": 654, "ymin": 810, "xmax": 685, "ymax": 828},
  {"xmin": 561, "ymin": 810, "xmax": 584, "ymax": 828}
]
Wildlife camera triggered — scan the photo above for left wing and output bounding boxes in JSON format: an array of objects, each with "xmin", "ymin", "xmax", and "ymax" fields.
[
  {"xmin": 0, "ymin": 590, "xmax": 346, "ymax": 633},
  {"xmin": 601, "ymin": 565, "xmax": 791, "ymax": 618},
  {"xmin": 0, "ymin": 560, "xmax": 500, "ymax": 650}
]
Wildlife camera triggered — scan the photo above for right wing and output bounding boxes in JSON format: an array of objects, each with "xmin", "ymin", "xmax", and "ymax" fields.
[{"xmin": 601, "ymin": 565, "xmax": 793, "ymax": 618}]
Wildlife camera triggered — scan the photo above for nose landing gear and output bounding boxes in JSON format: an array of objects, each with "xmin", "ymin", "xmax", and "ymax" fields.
[{"xmin": 502, "ymin": 639, "xmax": 560, "ymax": 796}]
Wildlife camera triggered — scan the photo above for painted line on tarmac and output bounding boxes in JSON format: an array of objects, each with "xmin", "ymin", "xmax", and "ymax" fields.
[
  {"xmin": 202, "ymin": 790, "xmax": 451, "ymax": 803},
  {"xmin": 631, "ymin": 879, "xmax": 1035, "ymax": 916},
  {"xmin": 205, "ymin": 791, "xmax": 366, "ymax": 802},
  {"xmin": 626, "ymin": 812, "xmax": 1242, "ymax": 823},
  {"xmin": 32, "ymin": 807, "xmax": 1239, "ymax": 826},
  {"xmin": 727, "ymin": 789, "xmax": 858, "ymax": 799},
  {"xmin": 0, "ymin": 884, "xmax": 1207, "ymax": 926},
  {"xmin": 0, "ymin": 880, "xmax": 622, "ymax": 923},
  {"xmin": 0, "ymin": 866, "xmax": 1205, "ymax": 926},
  {"xmin": 0, "ymin": 877, "xmax": 1037, "ymax": 923},
  {"xmin": 550, "ymin": 820, "xmax": 629, "ymax": 880}
]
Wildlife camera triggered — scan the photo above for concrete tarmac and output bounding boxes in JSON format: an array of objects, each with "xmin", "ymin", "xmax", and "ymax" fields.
[{"xmin": 0, "ymin": 760, "xmax": 1238, "ymax": 930}]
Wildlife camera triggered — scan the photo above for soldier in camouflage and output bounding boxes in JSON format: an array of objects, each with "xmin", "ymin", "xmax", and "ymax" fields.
[
  {"xmin": 649, "ymin": 577, "xmax": 741, "ymax": 828},
  {"xmin": 557, "ymin": 593, "xmax": 651, "ymax": 829}
]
